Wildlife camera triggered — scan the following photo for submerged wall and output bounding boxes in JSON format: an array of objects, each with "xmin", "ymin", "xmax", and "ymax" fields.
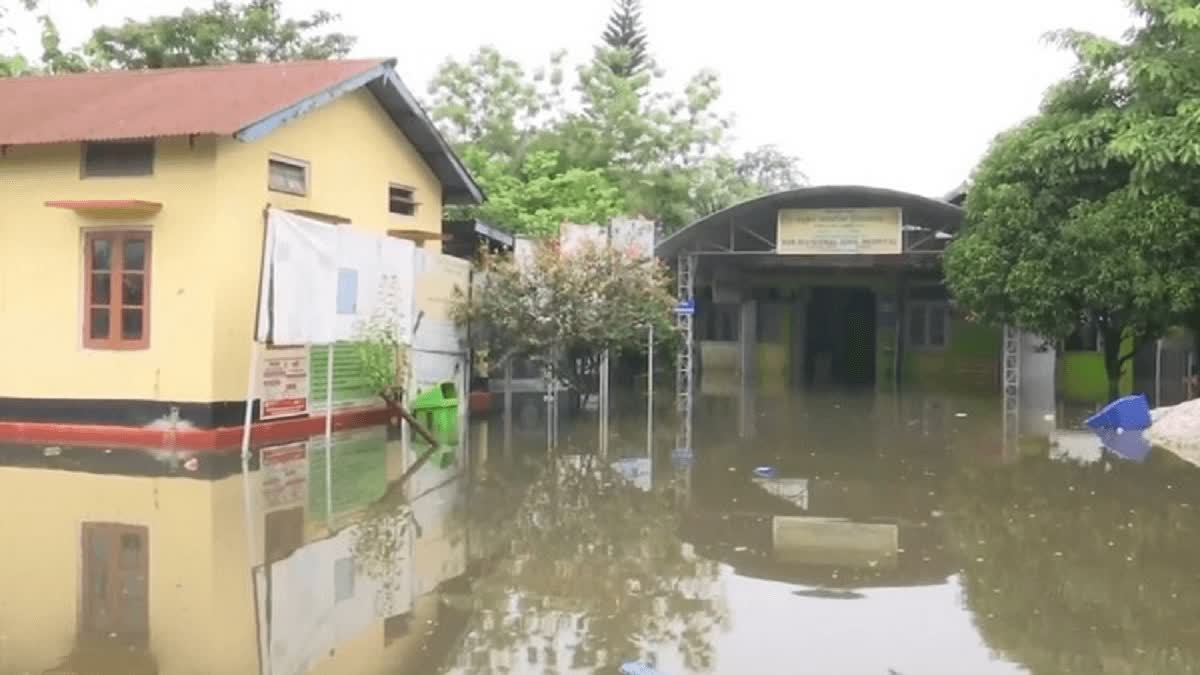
[{"xmin": 904, "ymin": 317, "xmax": 1000, "ymax": 392}]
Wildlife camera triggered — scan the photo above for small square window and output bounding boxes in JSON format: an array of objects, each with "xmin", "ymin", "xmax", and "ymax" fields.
[
  {"xmin": 83, "ymin": 141, "xmax": 154, "ymax": 177},
  {"xmin": 334, "ymin": 557, "xmax": 355, "ymax": 602},
  {"xmin": 336, "ymin": 268, "xmax": 358, "ymax": 315},
  {"xmin": 388, "ymin": 185, "xmax": 417, "ymax": 216},
  {"xmin": 269, "ymin": 156, "xmax": 309, "ymax": 196}
]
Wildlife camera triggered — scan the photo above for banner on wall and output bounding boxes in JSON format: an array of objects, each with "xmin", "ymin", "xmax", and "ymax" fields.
[
  {"xmin": 776, "ymin": 207, "xmax": 902, "ymax": 255},
  {"xmin": 609, "ymin": 217, "xmax": 655, "ymax": 259},
  {"xmin": 256, "ymin": 209, "xmax": 416, "ymax": 346},
  {"xmin": 559, "ymin": 222, "xmax": 607, "ymax": 255},
  {"xmin": 412, "ymin": 250, "xmax": 471, "ymax": 354},
  {"xmin": 513, "ymin": 236, "xmax": 536, "ymax": 269},
  {"xmin": 558, "ymin": 217, "xmax": 655, "ymax": 259},
  {"xmin": 259, "ymin": 346, "xmax": 309, "ymax": 419}
]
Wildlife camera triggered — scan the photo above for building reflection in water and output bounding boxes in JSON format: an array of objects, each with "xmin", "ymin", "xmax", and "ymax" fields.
[{"xmin": 0, "ymin": 424, "xmax": 470, "ymax": 675}]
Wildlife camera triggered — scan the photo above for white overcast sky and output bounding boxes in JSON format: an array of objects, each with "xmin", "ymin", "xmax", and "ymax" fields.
[{"xmin": 10, "ymin": 0, "xmax": 1134, "ymax": 196}]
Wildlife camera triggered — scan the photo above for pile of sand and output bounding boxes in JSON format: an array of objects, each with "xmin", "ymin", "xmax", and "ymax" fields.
[{"xmin": 1148, "ymin": 399, "xmax": 1200, "ymax": 467}]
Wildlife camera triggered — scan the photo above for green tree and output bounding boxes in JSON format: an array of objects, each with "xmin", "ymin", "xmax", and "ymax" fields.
[
  {"xmin": 85, "ymin": 0, "xmax": 354, "ymax": 69},
  {"xmin": 428, "ymin": 44, "xmax": 804, "ymax": 235},
  {"xmin": 946, "ymin": 0, "xmax": 1200, "ymax": 399},
  {"xmin": 462, "ymin": 148, "xmax": 623, "ymax": 238},
  {"xmin": 1, "ymin": 0, "xmax": 93, "ymax": 76},
  {"xmin": 600, "ymin": 0, "xmax": 649, "ymax": 79},
  {"xmin": 736, "ymin": 144, "xmax": 807, "ymax": 195}
]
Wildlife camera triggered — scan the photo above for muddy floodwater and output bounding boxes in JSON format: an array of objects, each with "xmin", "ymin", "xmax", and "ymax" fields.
[{"xmin": 2, "ymin": 388, "xmax": 1199, "ymax": 674}]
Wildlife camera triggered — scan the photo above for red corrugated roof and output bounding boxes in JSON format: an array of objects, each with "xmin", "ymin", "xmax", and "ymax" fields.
[{"xmin": 0, "ymin": 59, "xmax": 389, "ymax": 145}]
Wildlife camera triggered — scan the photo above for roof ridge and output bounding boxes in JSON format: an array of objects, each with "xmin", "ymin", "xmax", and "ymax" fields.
[{"xmin": 4, "ymin": 57, "xmax": 392, "ymax": 82}]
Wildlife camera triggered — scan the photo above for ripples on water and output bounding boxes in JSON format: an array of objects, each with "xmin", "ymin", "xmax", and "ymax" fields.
[{"xmin": 1, "ymin": 389, "xmax": 1198, "ymax": 674}]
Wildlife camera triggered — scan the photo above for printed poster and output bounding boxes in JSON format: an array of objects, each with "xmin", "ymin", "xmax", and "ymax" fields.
[
  {"xmin": 260, "ymin": 346, "xmax": 309, "ymax": 419},
  {"xmin": 262, "ymin": 441, "xmax": 308, "ymax": 510}
]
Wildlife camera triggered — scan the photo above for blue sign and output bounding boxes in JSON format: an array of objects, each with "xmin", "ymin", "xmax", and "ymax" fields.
[
  {"xmin": 671, "ymin": 447, "xmax": 693, "ymax": 468},
  {"xmin": 674, "ymin": 298, "xmax": 695, "ymax": 316}
]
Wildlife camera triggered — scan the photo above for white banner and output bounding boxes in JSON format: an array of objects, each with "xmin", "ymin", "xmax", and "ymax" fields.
[
  {"xmin": 513, "ymin": 236, "xmax": 536, "ymax": 269},
  {"xmin": 257, "ymin": 209, "xmax": 416, "ymax": 345},
  {"xmin": 412, "ymin": 250, "xmax": 470, "ymax": 354},
  {"xmin": 255, "ymin": 521, "xmax": 413, "ymax": 675},
  {"xmin": 559, "ymin": 222, "xmax": 607, "ymax": 255},
  {"xmin": 609, "ymin": 216, "xmax": 655, "ymax": 259}
]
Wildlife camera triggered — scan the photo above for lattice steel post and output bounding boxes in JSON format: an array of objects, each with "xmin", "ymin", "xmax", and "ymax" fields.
[
  {"xmin": 675, "ymin": 254, "xmax": 696, "ymax": 450},
  {"xmin": 1002, "ymin": 325, "xmax": 1022, "ymax": 453}
]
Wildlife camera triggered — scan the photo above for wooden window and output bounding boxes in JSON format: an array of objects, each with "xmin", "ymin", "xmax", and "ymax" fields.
[
  {"xmin": 388, "ymin": 184, "xmax": 417, "ymax": 216},
  {"xmin": 269, "ymin": 156, "xmax": 309, "ymax": 195},
  {"xmin": 907, "ymin": 301, "xmax": 949, "ymax": 350},
  {"xmin": 81, "ymin": 523, "xmax": 149, "ymax": 642},
  {"xmin": 85, "ymin": 231, "xmax": 151, "ymax": 349},
  {"xmin": 82, "ymin": 141, "xmax": 155, "ymax": 177}
]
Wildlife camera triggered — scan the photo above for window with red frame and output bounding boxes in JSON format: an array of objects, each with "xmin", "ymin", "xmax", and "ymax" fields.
[{"xmin": 85, "ymin": 231, "xmax": 150, "ymax": 349}]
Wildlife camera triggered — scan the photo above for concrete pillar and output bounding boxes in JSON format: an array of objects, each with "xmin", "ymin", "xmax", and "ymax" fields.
[
  {"xmin": 791, "ymin": 290, "xmax": 809, "ymax": 389},
  {"xmin": 1019, "ymin": 331, "xmax": 1057, "ymax": 442},
  {"xmin": 738, "ymin": 299, "xmax": 758, "ymax": 440},
  {"xmin": 738, "ymin": 299, "xmax": 758, "ymax": 387}
]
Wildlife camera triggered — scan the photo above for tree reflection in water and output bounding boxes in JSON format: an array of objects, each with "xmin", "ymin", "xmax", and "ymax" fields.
[
  {"xmin": 448, "ymin": 453, "xmax": 729, "ymax": 673},
  {"xmin": 947, "ymin": 451, "xmax": 1200, "ymax": 675}
]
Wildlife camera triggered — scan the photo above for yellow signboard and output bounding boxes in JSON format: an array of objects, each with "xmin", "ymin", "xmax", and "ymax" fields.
[{"xmin": 777, "ymin": 207, "xmax": 903, "ymax": 255}]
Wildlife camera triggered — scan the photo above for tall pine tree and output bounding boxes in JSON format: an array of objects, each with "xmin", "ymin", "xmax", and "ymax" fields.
[{"xmin": 600, "ymin": 0, "xmax": 648, "ymax": 78}]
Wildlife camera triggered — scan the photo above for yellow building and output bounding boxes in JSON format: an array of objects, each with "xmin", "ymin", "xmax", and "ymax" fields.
[{"xmin": 0, "ymin": 59, "xmax": 481, "ymax": 449}]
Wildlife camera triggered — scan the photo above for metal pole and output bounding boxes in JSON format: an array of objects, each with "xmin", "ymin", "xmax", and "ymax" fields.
[
  {"xmin": 324, "ymin": 344, "xmax": 335, "ymax": 526},
  {"xmin": 239, "ymin": 340, "xmax": 261, "ymax": 571},
  {"xmin": 600, "ymin": 349, "xmax": 610, "ymax": 457},
  {"xmin": 1155, "ymin": 338, "xmax": 1163, "ymax": 407},
  {"xmin": 504, "ymin": 357, "xmax": 513, "ymax": 455},
  {"xmin": 545, "ymin": 363, "xmax": 553, "ymax": 453},
  {"xmin": 647, "ymin": 325, "xmax": 654, "ymax": 456},
  {"xmin": 1189, "ymin": 352, "xmax": 1196, "ymax": 400}
]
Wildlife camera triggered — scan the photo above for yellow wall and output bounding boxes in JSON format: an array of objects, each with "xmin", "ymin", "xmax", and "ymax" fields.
[
  {"xmin": 0, "ymin": 87, "xmax": 447, "ymax": 407},
  {"xmin": 0, "ymin": 137, "xmax": 220, "ymax": 403},
  {"xmin": 210, "ymin": 88, "xmax": 445, "ymax": 402},
  {"xmin": 0, "ymin": 466, "xmax": 222, "ymax": 674}
]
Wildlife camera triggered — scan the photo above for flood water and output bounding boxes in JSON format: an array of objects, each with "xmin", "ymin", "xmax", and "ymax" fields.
[{"xmin": 2, "ymin": 388, "xmax": 1199, "ymax": 674}]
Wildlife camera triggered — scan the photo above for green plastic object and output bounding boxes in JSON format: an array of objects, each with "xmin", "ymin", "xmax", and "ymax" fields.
[
  {"xmin": 429, "ymin": 445, "xmax": 456, "ymax": 469},
  {"xmin": 411, "ymin": 381, "xmax": 459, "ymax": 444}
]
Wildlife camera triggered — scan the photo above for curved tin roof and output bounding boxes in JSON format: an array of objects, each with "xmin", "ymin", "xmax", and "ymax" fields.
[{"xmin": 656, "ymin": 185, "xmax": 963, "ymax": 258}]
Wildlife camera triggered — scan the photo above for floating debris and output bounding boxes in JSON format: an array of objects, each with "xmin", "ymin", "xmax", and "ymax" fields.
[
  {"xmin": 792, "ymin": 588, "xmax": 865, "ymax": 600},
  {"xmin": 621, "ymin": 662, "xmax": 665, "ymax": 675}
]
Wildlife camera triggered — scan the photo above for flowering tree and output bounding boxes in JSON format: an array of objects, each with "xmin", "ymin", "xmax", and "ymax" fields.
[{"xmin": 453, "ymin": 239, "xmax": 676, "ymax": 407}]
